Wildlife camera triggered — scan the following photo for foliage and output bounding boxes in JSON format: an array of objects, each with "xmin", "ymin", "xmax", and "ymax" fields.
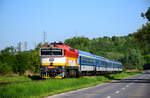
[
  {"xmin": 0, "ymin": 62, "xmax": 12, "ymax": 73},
  {"xmin": 144, "ymin": 54, "xmax": 150, "ymax": 64},
  {"xmin": 145, "ymin": 7, "xmax": 150, "ymax": 21},
  {"xmin": 0, "ymin": 46, "xmax": 16, "ymax": 54},
  {"xmin": 17, "ymin": 42, "xmax": 22, "ymax": 52},
  {"xmin": 122, "ymin": 49, "xmax": 145, "ymax": 70},
  {"xmin": 0, "ymin": 52, "xmax": 16, "ymax": 73},
  {"xmin": 15, "ymin": 52, "xmax": 31, "ymax": 75},
  {"xmin": 64, "ymin": 36, "xmax": 91, "ymax": 52},
  {"xmin": 29, "ymin": 50, "xmax": 40, "ymax": 73},
  {"xmin": 0, "ymin": 47, "xmax": 41, "ymax": 74},
  {"xmin": 134, "ymin": 22, "xmax": 150, "ymax": 54},
  {"xmin": 141, "ymin": 7, "xmax": 150, "ymax": 21}
]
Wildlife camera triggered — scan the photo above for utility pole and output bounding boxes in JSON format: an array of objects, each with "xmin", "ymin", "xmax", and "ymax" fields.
[
  {"xmin": 43, "ymin": 31, "xmax": 46, "ymax": 44},
  {"xmin": 17, "ymin": 42, "xmax": 22, "ymax": 52},
  {"xmin": 24, "ymin": 41, "xmax": 27, "ymax": 51},
  {"xmin": 34, "ymin": 41, "xmax": 37, "ymax": 49},
  {"xmin": 74, "ymin": 30, "xmax": 78, "ymax": 38}
]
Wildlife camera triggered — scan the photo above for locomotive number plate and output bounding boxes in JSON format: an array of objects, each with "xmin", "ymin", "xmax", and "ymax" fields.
[{"xmin": 49, "ymin": 58, "xmax": 54, "ymax": 61}]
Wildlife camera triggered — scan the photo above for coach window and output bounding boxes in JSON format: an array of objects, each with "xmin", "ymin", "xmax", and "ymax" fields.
[
  {"xmin": 101, "ymin": 61, "xmax": 105, "ymax": 67},
  {"xmin": 96, "ymin": 60, "xmax": 99, "ymax": 65},
  {"xmin": 89, "ymin": 58, "xmax": 93, "ymax": 64},
  {"xmin": 114, "ymin": 63, "xmax": 116, "ymax": 68}
]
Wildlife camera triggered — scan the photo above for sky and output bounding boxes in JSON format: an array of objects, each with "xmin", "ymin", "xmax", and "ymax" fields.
[{"xmin": 0, "ymin": 0, "xmax": 149, "ymax": 50}]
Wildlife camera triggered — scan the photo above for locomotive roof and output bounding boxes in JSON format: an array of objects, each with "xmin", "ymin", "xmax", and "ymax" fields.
[
  {"xmin": 42, "ymin": 43, "xmax": 72, "ymax": 49},
  {"xmin": 41, "ymin": 43, "xmax": 78, "ymax": 53}
]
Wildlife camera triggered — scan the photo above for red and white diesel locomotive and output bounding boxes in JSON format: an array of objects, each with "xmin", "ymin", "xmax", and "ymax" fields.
[{"xmin": 40, "ymin": 42, "xmax": 79, "ymax": 78}]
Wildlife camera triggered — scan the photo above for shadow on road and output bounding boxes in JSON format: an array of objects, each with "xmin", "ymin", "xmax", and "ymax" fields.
[
  {"xmin": 143, "ymin": 71, "xmax": 150, "ymax": 74},
  {"xmin": 110, "ymin": 79, "xmax": 150, "ymax": 83},
  {"xmin": 109, "ymin": 73, "xmax": 150, "ymax": 83}
]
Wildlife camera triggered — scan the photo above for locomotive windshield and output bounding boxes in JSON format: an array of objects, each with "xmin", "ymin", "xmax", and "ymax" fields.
[{"xmin": 41, "ymin": 48, "xmax": 63, "ymax": 56}]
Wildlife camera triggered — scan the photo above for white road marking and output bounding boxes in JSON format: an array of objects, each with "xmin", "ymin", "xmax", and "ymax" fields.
[
  {"xmin": 129, "ymin": 83, "xmax": 133, "ymax": 85},
  {"xmin": 122, "ymin": 87, "xmax": 125, "ymax": 90},
  {"xmin": 115, "ymin": 91, "xmax": 120, "ymax": 94},
  {"xmin": 126, "ymin": 85, "xmax": 129, "ymax": 87},
  {"xmin": 106, "ymin": 96, "xmax": 111, "ymax": 98}
]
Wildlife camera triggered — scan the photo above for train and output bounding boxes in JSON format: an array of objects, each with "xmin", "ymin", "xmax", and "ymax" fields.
[{"xmin": 40, "ymin": 42, "xmax": 122, "ymax": 79}]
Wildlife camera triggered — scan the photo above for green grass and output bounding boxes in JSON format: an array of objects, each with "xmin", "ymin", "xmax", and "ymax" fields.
[
  {"xmin": 104, "ymin": 72, "xmax": 141, "ymax": 80},
  {"xmin": 0, "ymin": 72, "xmax": 141, "ymax": 98},
  {"xmin": 0, "ymin": 76, "xmax": 32, "ymax": 83}
]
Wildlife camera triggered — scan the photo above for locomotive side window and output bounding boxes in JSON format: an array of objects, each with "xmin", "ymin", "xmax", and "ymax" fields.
[{"xmin": 41, "ymin": 48, "xmax": 63, "ymax": 56}]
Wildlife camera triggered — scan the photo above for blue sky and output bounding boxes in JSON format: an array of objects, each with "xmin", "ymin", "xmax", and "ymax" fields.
[{"xmin": 0, "ymin": 0, "xmax": 149, "ymax": 50}]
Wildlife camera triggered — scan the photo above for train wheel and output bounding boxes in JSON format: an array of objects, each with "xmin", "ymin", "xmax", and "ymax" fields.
[{"xmin": 64, "ymin": 69, "xmax": 69, "ymax": 78}]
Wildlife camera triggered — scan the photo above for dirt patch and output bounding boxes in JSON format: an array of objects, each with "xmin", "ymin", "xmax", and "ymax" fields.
[
  {"xmin": 0, "ymin": 82, "xmax": 11, "ymax": 86},
  {"xmin": 0, "ymin": 73, "xmax": 19, "ymax": 77}
]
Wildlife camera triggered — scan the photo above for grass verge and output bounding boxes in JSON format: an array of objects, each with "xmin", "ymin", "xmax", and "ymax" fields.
[
  {"xmin": 0, "ymin": 72, "xmax": 141, "ymax": 98},
  {"xmin": 0, "ymin": 76, "xmax": 32, "ymax": 83}
]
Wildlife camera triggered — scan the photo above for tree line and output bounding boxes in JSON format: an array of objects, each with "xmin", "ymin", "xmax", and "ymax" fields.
[{"xmin": 0, "ymin": 7, "xmax": 150, "ymax": 75}]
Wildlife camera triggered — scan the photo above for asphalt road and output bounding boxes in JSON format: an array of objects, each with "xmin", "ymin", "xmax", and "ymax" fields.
[{"xmin": 46, "ymin": 71, "xmax": 150, "ymax": 98}]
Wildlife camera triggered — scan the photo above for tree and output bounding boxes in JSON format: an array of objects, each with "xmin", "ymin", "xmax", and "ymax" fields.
[
  {"xmin": 17, "ymin": 42, "xmax": 22, "ymax": 52},
  {"xmin": 24, "ymin": 41, "xmax": 27, "ymax": 51},
  {"xmin": 29, "ymin": 51, "xmax": 40, "ymax": 73},
  {"xmin": 144, "ymin": 54, "xmax": 150, "ymax": 64},
  {"xmin": 0, "ymin": 62, "xmax": 12, "ymax": 73},
  {"xmin": 0, "ymin": 46, "xmax": 16, "ymax": 54},
  {"xmin": 145, "ymin": 7, "xmax": 150, "ymax": 21},
  {"xmin": 134, "ymin": 23, "xmax": 150, "ymax": 54},
  {"xmin": 15, "ymin": 52, "xmax": 30, "ymax": 75},
  {"xmin": 122, "ymin": 49, "xmax": 145, "ymax": 70},
  {"xmin": 0, "ymin": 52, "xmax": 16, "ymax": 73},
  {"xmin": 35, "ymin": 42, "xmax": 43, "ymax": 51},
  {"xmin": 141, "ymin": 7, "xmax": 150, "ymax": 21},
  {"xmin": 65, "ymin": 37, "xmax": 91, "ymax": 52}
]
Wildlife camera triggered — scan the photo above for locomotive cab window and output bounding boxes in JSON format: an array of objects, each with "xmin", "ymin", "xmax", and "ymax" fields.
[{"xmin": 41, "ymin": 48, "xmax": 63, "ymax": 56}]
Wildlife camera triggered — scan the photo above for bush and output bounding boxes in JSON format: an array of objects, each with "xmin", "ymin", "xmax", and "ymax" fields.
[
  {"xmin": 0, "ymin": 53, "xmax": 16, "ymax": 73},
  {"xmin": 144, "ymin": 54, "xmax": 150, "ymax": 64},
  {"xmin": 15, "ymin": 52, "xmax": 31, "ymax": 75},
  {"xmin": 0, "ymin": 62, "xmax": 12, "ymax": 73}
]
